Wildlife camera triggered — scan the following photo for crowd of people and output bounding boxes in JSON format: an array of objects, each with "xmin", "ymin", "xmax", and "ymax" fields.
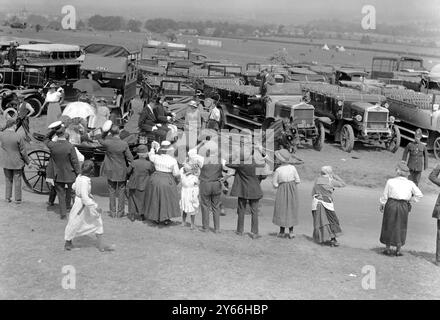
[{"xmin": 0, "ymin": 92, "xmax": 439, "ymax": 266}]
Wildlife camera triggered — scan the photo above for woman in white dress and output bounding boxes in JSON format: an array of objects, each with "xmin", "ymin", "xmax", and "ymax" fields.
[
  {"xmin": 64, "ymin": 160, "xmax": 113, "ymax": 252},
  {"xmin": 45, "ymin": 84, "xmax": 63, "ymax": 128}
]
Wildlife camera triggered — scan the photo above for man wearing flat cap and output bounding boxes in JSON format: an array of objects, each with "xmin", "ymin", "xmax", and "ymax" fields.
[
  {"xmin": 0, "ymin": 119, "xmax": 29, "ymax": 203},
  {"xmin": 402, "ymin": 128, "xmax": 428, "ymax": 186}
]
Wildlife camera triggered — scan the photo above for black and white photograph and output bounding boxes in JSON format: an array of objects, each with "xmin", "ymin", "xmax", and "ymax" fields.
[{"xmin": 0, "ymin": 0, "xmax": 439, "ymax": 304}]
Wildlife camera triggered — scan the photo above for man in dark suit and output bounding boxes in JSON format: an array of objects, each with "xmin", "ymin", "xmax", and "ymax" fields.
[
  {"xmin": 98, "ymin": 124, "xmax": 133, "ymax": 218},
  {"xmin": 138, "ymin": 99, "xmax": 170, "ymax": 143},
  {"xmin": 0, "ymin": 119, "xmax": 29, "ymax": 203},
  {"xmin": 429, "ymin": 165, "xmax": 440, "ymax": 266},
  {"xmin": 227, "ymin": 146, "xmax": 267, "ymax": 239},
  {"xmin": 45, "ymin": 125, "xmax": 80, "ymax": 219},
  {"xmin": 402, "ymin": 128, "xmax": 428, "ymax": 186},
  {"xmin": 198, "ymin": 138, "xmax": 228, "ymax": 233}
]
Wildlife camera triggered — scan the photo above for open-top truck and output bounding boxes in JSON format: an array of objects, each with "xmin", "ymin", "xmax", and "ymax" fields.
[{"xmin": 302, "ymin": 82, "xmax": 400, "ymax": 153}]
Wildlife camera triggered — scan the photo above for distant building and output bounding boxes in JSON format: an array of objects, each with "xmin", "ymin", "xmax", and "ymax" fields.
[
  {"xmin": 178, "ymin": 28, "xmax": 198, "ymax": 35},
  {"xmin": 204, "ymin": 27, "xmax": 216, "ymax": 36}
]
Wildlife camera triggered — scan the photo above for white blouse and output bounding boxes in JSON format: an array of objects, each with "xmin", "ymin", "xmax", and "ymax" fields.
[
  {"xmin": 45, "ymin": 90, "xmax": 63, "ymax": 103},
  {"xmin": 380, "ymin": 176, "xmax": 423, "ymax": 204},
  {"xmin": 273, "ymin": 164, "xmax": 300, "ymax": 188},
  {"xmin": 149, "ymin": 151, "xmax": 180, "ymax": 176}
]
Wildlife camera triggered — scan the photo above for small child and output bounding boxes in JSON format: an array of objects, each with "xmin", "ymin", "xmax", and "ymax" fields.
[
  {"xmin": 180, "ymin": 149, "xmax": 203, "ymax": 229},
  {"xmin": 126, "ymin": 145, "xmax": 155, "ymax": 221}
]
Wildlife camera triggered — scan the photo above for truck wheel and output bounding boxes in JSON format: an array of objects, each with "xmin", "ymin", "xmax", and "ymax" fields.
[
  {"xmin": 434, "ymin": 137, "xmax": 440, "ymax": 160},
  {"xmin": 387, "ymin": 125, "xmax": 401, "ymax": 153},
  {"xmin": 26, "ymin": 98, "xmax": 42, "ymax": 118},
  {"xmin": 340, "ymin": 124, "xmax": 355, "ymax": 152},
  {"xmin": 313, "ymin": 122, "xmax": 325, "ymax": 151}
]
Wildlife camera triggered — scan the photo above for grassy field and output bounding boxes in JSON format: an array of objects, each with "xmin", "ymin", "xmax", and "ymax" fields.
[{"xmin": 2, "ymin": 27, "xmax": 440, "ymax": 71}]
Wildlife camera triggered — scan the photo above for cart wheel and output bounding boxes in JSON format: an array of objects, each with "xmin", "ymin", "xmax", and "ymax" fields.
[
  {"xmin": 313, "ymin": 122, "xmax": 325, "ymax": 151},
  {"xmin": 23, "ymin": 150, "xmax": 50, "ymax": 194},
  {"xmin": 434, "ymin": 137, "xmax": 440, "ymax": 160},
  {"xmin": 387, "ymin": 125, "xmax": 401, "ymax": 153},
  {"xmin": 3, "ymin": 107, "xmax": 18, "ymax": 121},
  {"xmin": 26, "ymin": 98, "xmax": 42, "ymax": 119},
  {"xmin": 340, "ymin": 124, "xmax": 355, "ymax": 152}
]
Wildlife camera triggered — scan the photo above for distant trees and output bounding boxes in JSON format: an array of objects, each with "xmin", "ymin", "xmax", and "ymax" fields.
[
  {"xmin": 126, "ymin": 19, "xmax": 141, "ymax": 32},
  {"xmin": 35, "ymin": 24, "xmax": 42, "ymax": 32},
  {"xmin": 88, "ymin": 15, "xmax": 123, "ymax": 31},
  {"xmin": 144, "ymin": 18, "xmax": 178, "ymax": 34}
]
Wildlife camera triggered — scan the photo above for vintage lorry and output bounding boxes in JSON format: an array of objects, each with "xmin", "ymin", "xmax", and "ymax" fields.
[
  {"xmin": 302, "ymin": 83, "xmax": 400, "ymax": 153},
  {"xmin": 202, "ymin": 81, "xmax": 327, "ymax": 152}
]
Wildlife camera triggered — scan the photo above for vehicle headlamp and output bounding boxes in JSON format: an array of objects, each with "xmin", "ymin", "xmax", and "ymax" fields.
[
  {"xmin": 389, "ymin": 116, "xmax": 395, "ymax": 123},
  {"xmin": 384, "ymin": 103, "xmax": 389, "ymax": 109},
  {"xmin": 337, "ymin": 100, "xmax": 343, "ymax": 107},
  {"xmin": 355, "ymin": 114, "xmax": 362, "ymax": 122}
]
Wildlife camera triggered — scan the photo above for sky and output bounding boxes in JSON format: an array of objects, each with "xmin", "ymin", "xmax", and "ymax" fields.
[{"xmin": 0, "ymin": 0, "xmax": 439, "ymax": 25}]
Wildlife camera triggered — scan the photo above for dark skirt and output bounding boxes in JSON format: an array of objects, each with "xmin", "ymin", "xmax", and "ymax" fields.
[
  {"xmin": 128, "ymin": 189, "xmax": 146, "ymax": 219},
  {"xmin": 312, "ymin": 202, "xmax": 342, "ymax": 243},
  {"xmin": 144, "ymin": 172, "xmax": 180, "ymax": 222},
  {"xmin": 273, "ymin": 181, "xmax": 299, "ymax": 227},
  {"xmin": 380, "ymin": 198, "xmax": 410, "ymax": 247}
]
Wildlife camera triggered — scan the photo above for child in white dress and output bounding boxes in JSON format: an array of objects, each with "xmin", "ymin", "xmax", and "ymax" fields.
[
  {"xmin": 180, "ymin": 150, "xmax": 203, "ymax": 229},
  {"xmin": 64, "ymin": 160, "xmax": 113, "ymax": 252}
]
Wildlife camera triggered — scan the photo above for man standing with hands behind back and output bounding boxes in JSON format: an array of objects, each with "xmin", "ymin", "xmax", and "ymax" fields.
[
  {"xmin": 98, "ymin": 121, "xmax": 133, "ymax": 218},
  {"xmin": 0, "ymin": 119, "xmax": 29, "ymax": 204},
  {"xmin": 402, "ymin": 128, "xmax": 428, "ymax": 186}
]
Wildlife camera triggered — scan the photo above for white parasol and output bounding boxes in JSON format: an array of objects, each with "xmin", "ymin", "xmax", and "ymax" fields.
[{"xmin": 62, "ymin": 102, "xmax": 96, "ymax": 119}]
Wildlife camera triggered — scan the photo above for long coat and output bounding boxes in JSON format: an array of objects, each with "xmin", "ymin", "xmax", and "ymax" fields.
[
  {"xmin": 127, "ymin": 159, "xmax": 155, "ymax": 191},
  {"xmin": 429, "ymin": 164, "xmax": 440, "ymax": 219},
  {"xmin": 98, "ymin": 135, "xmax": 133, "ymax": 182},
  {"xmin": 402, "ymin": 141, "xmax": 428, "ymax": 171},
  {"xmin": 138, "ymin": 103, "xmax": 159, "ymax": 132},
  {"xmin": 0, "ymin": 129, "xmax": 29, "ymax": 169},
  {"xmin": 45, "ymin": 138, "xmax": 80, "ymax": 183},
  {"xmin": 227, "ymin": 162, "xmax": 265, "ymax": 200}
]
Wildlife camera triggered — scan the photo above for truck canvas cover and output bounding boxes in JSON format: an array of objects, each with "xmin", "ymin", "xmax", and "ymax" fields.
[{"xmin": 83, "ymin": 44, "xmax": 131, "ymax": 58}]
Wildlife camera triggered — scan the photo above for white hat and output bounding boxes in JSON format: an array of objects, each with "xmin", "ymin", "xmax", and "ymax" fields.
[
  {"xmin": 188, "ymin": 100, "xmax": 198, "ymax": 108},
  {"xmin": 48, "ymin": 120, "xmax": 63, "ymax": 129}
]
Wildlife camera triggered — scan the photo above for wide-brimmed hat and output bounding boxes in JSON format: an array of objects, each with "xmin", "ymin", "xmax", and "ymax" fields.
[
  {"xmin": 188, "ymin": 100, "xmax": 198, "ymax": 108},
  {"xmin": 49, "ymin": 83, "xmax": 57, "ymax": 89},
  {"xmin": 160, "ymin": 140, "xmax": 173, "ymax": 151},
  {"xmin": 275, "ymin": 149, "xmax": 297, "ymax": 164}
]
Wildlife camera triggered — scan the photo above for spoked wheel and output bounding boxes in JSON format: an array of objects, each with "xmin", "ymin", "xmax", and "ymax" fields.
[
  {"xmin": 434, "ymin": 137, "xmax": 440, "ymax": 160},
  {"xmin": 340, "ymin": 124, "xmax": 355, "ymax": 152},
  {"xmin": 387, "ymin": 125, "xmax": 401, "ymax": 153},
  {"xmin": 26, "ymin": 98, "xmax": 42, "ymax": 119},
  {"xmin": 3, "ymin": 107, "xmax": 18, "ymax": 121},
  {"xmin": 23, "ymin": 150, "xmax": 51, "ymax": 194}
]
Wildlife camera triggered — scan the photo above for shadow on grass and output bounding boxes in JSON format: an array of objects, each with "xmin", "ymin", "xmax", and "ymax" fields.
[
  {"xmin": 407, "ymin": 250, "xmax": 438, "ymax": 266},
  {"xmin": 72, "ymin": 235, "xmax": 98, "ymax": 249}
]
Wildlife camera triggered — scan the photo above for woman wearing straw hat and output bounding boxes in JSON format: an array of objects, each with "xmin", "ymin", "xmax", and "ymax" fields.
[
  {"xmin": 45, "ymin": 83, "xmax": 63, "ymax": 128},
  {"xmin": 311, "ymin": 166, "xmax": 346, "ymax": 247},
  {"xmin": 272, "ymin": 149, "xmax": 302, "ymax": 239},
  {"xmin": 126, "ymin": 144, "xmax": 155, "ymax": 222},
  {"xmin": 144, "ymin": 140, "xmax": 181, "ymax": 225},
  {"xmin": 379, "ymin": 162, "xmax": 423, "ymax": 256}
]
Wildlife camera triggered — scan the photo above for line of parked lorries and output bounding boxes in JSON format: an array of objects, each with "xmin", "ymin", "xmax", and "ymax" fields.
[{"xmin": 1, "ymin": 38, "xmax": 440, "ymax": 159}]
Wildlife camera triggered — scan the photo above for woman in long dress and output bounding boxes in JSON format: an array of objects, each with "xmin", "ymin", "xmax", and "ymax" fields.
[
  {"xmin": 379, "ymin": 162, "xmax": 423, "ymax": 256},
  {"xmin": 64, "ymin": 160, "xmax": 113, "ymax": 252},
  {"xmin": 144, "ymin": 141, "xmax": 181, "ymax": 225},
  {"xmin": 45, "ymin": 84, "xmax": 63, "ymax": 128},
  {"xmin": 272, "ymin": 149, "xmax": 301, "ymax": 239},
  {"xmin": 311, "ymin": 166, "xmax": 346, "ymax": 247}
]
